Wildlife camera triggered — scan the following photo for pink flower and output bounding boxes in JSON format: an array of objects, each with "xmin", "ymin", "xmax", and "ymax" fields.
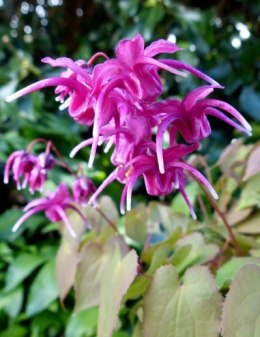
[
  {"xmin": 4, "ymin": 151, "xmax": 55, "ymax": 193},
  {"xmin": 155, "ymin": 85, "xmax": 252, "ymax": 173},
  {"xmin": 88, "ymin": 142, "xmax": 217, "ymax": 218},
  {"xmin": 72, "ymin": 176, "xmax": 96, "ymax": 205},
  {"xmin": 12, "ymin": 183, "xmax": 90, "ymax": 237}
]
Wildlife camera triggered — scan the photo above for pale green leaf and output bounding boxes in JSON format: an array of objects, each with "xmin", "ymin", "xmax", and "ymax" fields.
[
  {"xmin": 222, "ymin": 264, "xmax": 260, "ymax": 337},
  {"xmin": 56, "ymin": 211, "xmax": 84, "ymax": 302},
  {"xmin": 97, "ymin": 248, "xmax": 138, "ymax": 337},
  {"xmin": 74, "ymin": 242, "xmax": 104, "ymax": 312},
  {"xmin": 143, "ymin": 265, "xmax": 222, "ymax": 337},
  {"xmin": 238, "ymin": 174, "xmax": 260, "ymax": 209},
  {"xmin": 125, "ymin": 204, "xmax": 147, "ymax": 244},
  {"xmin": 236, "ymin": 212, "xmax": 260, "ymax": 234}
]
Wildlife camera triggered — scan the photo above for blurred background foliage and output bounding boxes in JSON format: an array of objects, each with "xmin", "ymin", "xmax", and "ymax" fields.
[{"xmin": 0, "ymin": 0, "xmax": 259, "ymax": 336}]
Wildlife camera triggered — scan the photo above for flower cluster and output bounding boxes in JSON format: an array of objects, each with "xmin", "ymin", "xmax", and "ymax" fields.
[
  {"xmin": 5, "ymin": 34, "xmax": 251, "ymax": 224},
  {"xmin": 4, "ymin": 140, "xmax": 95, "ymax": 235}
]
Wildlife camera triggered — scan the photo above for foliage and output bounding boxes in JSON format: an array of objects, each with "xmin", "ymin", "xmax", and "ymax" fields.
[{"xmin": 0, "ymin": 0, "xmax": 260, "ymax": 337}]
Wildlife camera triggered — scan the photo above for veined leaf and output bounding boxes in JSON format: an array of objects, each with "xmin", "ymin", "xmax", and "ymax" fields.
[
  {"xmin": 222, "ymin": 264, "xmax": 260, "ymax": 337},
  {"xmin": 143, "ymin": 265, "xmax": 222, "ymax": 337}
]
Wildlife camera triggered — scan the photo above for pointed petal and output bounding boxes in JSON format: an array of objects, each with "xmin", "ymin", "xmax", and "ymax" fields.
[
  {"xmin": 6, "ymin": 77, "xmax": 84, "ymax": 102},
  {"xmin": 199, "ymin": 99, "xmax": 252, "ymax": 132},
  {"xmin": 144, "ymin": 39, "xmax": 180, "ymax": 57},
  {"xmin": 136, "ymin": 57, "xmax": 187, "ymax": 78},
  {"xmin": 115, "ymin": 34, "xmax": 144, "ymax": 67},
  {"xmin": 55, "ymin": 206, "xmax": 77, "ymax": 238},
  {"xmin": 169, "ymin": 162, "xmax": 218, "ymax": 200},
  {"xmin": 206, "ymin": 107, "xmax": 251, "ymax": 135},
  {"xmin": 161, "ymin": 59, "xmax": 222, "ymax": 86},
  {"xmin": 12, "ymin": 207, "xmax": 45, "ymax": 232},
  {"xmin": 183, "ymin": 85, "xmax": 215, "ymax": 111},
  {"xmin": 42, "ymin": 57, "xmax": 92, "ymax": 85},
  {"xmin": 179, "ymin": 186, "xmax": 197, "ymax": 220},
  {"xmin": 88, "ymin": 169, "xmax": 117, "ymax": 205},
  {"xmin": 70, "ymin": 138, "xmax": 95, "ymax": 158}
]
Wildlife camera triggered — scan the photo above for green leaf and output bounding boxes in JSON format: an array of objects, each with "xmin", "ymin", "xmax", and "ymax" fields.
[
  {"xmin": 143, "ymin": 265, "xmax": 222, "ymax": 337},
  {"xmin": 65, "ymin": 307, "xmax": 98, "ymax": 337},
  {"xmin": 174, "ymin": 232, "xmax": 219, "ymax": 273},
  {"xmin": 125, "ymin": 204, "xmax": 147, "ymax": 244},
  {"xmin": 216, "ymin": 257, "xmax": 260, "ymax": 288},
  {"xmin": 5, "ymin": 253, "xmax": 44, "ymax": 292},
  {"xmin": 3, "ymin": 286, "xmax": 23, "ymax": 318},
  {"xmin": 26, "ymin": 260, "xmax": 59, "ymax": 316},
  {"xmin": 123, "ymin": 275, "xmax": 150, "ymax": 301},
  {"xmin": 141, "ymin": 228, "xmax": 182, "ymax": 264},
  {"xmin": 238, "ymin": 174, "xmax": 260, "ymax": 209},
  {"xmin": 97, "ymin": 248, "xmax": 138, "ymax": 337},
  {"xmin": 0, "ymin": 325, "xmax": 27, "ymax": 337},
  {"xmin": 222, "ymin": 264, "xmax": 260, "ymax": 337}
]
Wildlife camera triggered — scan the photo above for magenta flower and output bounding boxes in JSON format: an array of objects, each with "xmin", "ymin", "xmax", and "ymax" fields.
[
  {"xmin": 155, "ymin": 85, "xmax": 252, "ymax": 173},
  {"xmin": 4, "ymin": 150, "xmax": 55, "ymax": 193},
  {"xmin": 88, "ymin": 142, "xmax": 217, "ymax": 218},
  {"xmin": 72, "ymin": 176, "xmax": 96, "ymax": 205},
  {"xmin": 12, "ymin": 183, "xmax": 90, "ymax": 237},
  {"xmin": 4, "ymin": 34, "xmax": 251, "ymax": 221}
]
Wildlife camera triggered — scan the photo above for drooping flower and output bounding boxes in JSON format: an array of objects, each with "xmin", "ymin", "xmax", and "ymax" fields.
[
  {"xmin": 4, "ymin": 150, "xmax": 55, "ymax": 193},
  {"xmin": 12, "ymin": 183, "xmax": 90, "ymax": 237},
  {"xmin": 88, "ymin": 142, "xmax": 217, "ymax": 218},
  {"xmin": 72, "ymin": 176, "xmax": 96, "ymax": 205},
  {"xmin": 155, "ymin": 85, "xmax": 252, "ymax": 173}
]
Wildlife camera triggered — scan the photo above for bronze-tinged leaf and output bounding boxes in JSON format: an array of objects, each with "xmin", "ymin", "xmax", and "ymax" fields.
[
  {"xmin": 97, "ymin": 248, "xmax": 138, "ymax": 337},
  {"xmin": 243, "ymin": 144, "xmax": 260, "ymax": 181}
]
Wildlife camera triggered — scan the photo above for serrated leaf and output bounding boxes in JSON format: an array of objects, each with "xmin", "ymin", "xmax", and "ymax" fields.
[
  {"xmin": 143, "ymin": 265, "xmax": 222, "ymax": 337},
  {"xmin": 97, "ymin": 248, "xmax": 138, "ymax": 337},
  {"xmin": 4, "ymin": 253, "xmax": 44, "ymax": 292},
  {"xmin": 222, "ymin": 264, "xmax": 260, "ymax": 337},
  {"xmin": 216, "ymin": 257, "xmax": 260, "ymax": 288},
  {"xmin": 26, "ymin": 260, "xmax": 59, "ymax": 316}
]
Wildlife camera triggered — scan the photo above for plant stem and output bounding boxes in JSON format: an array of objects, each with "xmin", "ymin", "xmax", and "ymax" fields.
[
  {"xmin": 195, "ymin": 178, "xmax": 241, "ymax": 256},
  {"xmin": 95, "ymin": 207, "xmax": 118, "ymax": 232}
]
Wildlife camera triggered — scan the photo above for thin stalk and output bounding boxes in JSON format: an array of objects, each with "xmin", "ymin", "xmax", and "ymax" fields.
[
  {"xmin": 195, "ymin": 177, "xmax": 241, "ymax": 256},
  {"xmin": 95, "ymin": 207, "xmax": 118, "ymax": 232}
]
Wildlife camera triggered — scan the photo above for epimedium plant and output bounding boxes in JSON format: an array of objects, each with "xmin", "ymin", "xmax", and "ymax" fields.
[{"xmin": 2, "ymin": 34, "xmax": 260, "ymax": 337}]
